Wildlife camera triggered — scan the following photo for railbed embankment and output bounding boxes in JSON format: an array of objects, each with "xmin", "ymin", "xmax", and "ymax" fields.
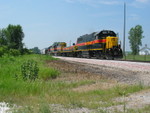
[{"xmin": 54, "ymin": 56, "xmax": 150, "ymax": 85}]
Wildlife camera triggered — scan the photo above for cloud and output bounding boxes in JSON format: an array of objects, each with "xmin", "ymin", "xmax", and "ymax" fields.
[
  {"xmin": 98, "ymin": 0, "xmax": 120, "ymax": 5},
  {"xmin": 64, "ymin": 0, "xmax": 122, "ymax": 6},
  {"xmin": 136, "ymin": 0, "xmax": 149, "ymax": 3},
  {"xmin": 129, "ymin": 0, "xmax": 149, "ymax": 8}
]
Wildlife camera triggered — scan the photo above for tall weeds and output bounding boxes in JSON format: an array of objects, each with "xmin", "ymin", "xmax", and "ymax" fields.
[{"xmin": 21, "ymin": 60, "xmax": 39, "ymax": 81}]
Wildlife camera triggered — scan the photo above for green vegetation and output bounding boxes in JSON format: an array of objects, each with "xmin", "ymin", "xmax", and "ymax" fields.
[
  {"xmin": 0, "ymin": 54, "xmax": 149, "ymax": 112},
  {"xmin": 39, "ymin": 67, "xmax": 60, "ymax": 80},
  {"xmin": 124, "ymin": 54, "xmax": 150, "ymax": 61},
  {"xmin": 30, "ymin": 47, "xmax": 41, "ymax": 54},
  {"xmin": 128, "ymin": 25, "xmax": 144, "ymax": 55},
  {"xmin": 0, "ymin": 55, "xmax": 60, "ymax": 102},
  {"xmin": 21, "ymin": 60, "xmax": 39, "ymax": 81},
  {"xmin": 0, "ymin": 24, "xmax": 30, "ymax": 56}
]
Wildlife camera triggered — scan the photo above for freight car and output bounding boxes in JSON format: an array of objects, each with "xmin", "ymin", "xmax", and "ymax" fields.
[{"xmin": 48, "ymin": 30, "xmax": 123, "ymax": 59}]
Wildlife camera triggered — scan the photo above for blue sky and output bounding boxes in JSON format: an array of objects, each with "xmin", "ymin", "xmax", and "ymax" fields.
[{"xmin": 0, "ymin": 0, "xmax": 150, "ymax": 51}]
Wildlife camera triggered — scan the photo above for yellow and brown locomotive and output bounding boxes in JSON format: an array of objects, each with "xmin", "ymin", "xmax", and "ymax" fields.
[{"xmin": 47, "ymin": 30, "xmax": 123, "ymax": 59}]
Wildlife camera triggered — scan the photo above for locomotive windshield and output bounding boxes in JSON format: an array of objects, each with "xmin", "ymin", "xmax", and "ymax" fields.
[{"xmin": 98, "ymin": 30, "xmax": 116, "ymax": 38}]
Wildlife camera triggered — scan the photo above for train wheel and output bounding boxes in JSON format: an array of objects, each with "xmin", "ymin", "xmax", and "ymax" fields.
[
  {"xmin": 96, "ymin": 51, "xmax": 103, "ymax": 59},
  {"xmin": 95, "ymin": 52, "xmax": 100, "ymax": 59},
  {"xmin": 77, "ymin": 52, "xmax": 82, "ymax": 58},
  {"xmin": 80, "ymin": 52, "xmax": 83, "ymax": 58},
  {"xmin": 87, "ymin": 54, "xmax": 91, "ymax": 59},
  {"xmin": 105, "ymin": 55, "xmax": 114, "ymax": 60}
]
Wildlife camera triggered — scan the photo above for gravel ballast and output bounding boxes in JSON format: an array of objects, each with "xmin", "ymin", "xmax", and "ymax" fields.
[{"xmin": 54, "ymin": 57, "xmax": 150, "ymax": 85}]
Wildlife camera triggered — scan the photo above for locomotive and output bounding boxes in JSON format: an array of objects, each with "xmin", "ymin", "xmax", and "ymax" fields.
[{"xmin": 46, "ymin": 30, "xmax": 123, "ymax": 60}]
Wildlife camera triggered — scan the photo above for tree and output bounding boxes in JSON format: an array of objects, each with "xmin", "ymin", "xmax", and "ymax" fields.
[
  {"xmin": 31, "ymin": 47, "xmax": 41, "ymax": 54},
  {"xmin": 0, "ymin": 29, "xmax": 7, "ymax": 46},
  {"xmin": 6, "ymin": 24, "xmax": 24, "ymax": 50},
  {"xmin": 128, "ymin": 25, "xmax": 144, "ymax": 55}
]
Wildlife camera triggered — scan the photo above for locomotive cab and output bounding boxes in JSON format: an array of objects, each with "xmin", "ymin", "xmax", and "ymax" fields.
[
  {"xmin": 105, "ymin": 36, "xmax": 123, "ymax": 59},
  {"xmin": 106, "ymin": 36, "xmax": 118, "ymax": 49}
]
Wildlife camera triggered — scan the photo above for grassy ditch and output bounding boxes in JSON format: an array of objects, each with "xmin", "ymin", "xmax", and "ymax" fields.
[
  {"xmin": 0, "ymin": 54, "xmax": 150, "ymax": 112},
  {"xmin": 124, "ymin": 55, "xmax": 150, "ymax": 61}
]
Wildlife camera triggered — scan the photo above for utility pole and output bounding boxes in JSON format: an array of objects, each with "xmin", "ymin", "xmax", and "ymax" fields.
[
  {"xmin": 123, "ymin": 2, "xmax": 126, "ymax": 59},
  {"xmin": 70, "ymin": 40, "xmax": 71, "ymax": 46}
]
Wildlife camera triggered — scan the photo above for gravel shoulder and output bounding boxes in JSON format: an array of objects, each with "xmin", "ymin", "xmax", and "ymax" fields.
[{"xmin": 54, "ymin": 56, "xmax": 150, "ymax": 86}]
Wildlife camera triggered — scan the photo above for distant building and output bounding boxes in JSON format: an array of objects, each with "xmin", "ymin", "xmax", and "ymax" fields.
[
  {"xmin": 139, "ymin": 44, "xmax": 150, "ymax": 55},
  {"xmin": 41, "ymin": 48, "xmax": 47, "ymax": 54}
]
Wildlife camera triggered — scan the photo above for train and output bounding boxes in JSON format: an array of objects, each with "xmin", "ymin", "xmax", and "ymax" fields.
[{"xmin": 45, "ymin": 30, "xmax": 123, "ymax": 60}]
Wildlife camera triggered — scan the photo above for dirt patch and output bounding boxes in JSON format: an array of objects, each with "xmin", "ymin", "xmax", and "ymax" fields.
[
  {"xmin": 46, "ymin": 59, "xmax": 148, "ymax": 90},
  {"xmin": 46, "ymin": 60, "xmax": 119, "ymax": 92},
  {"xmin": 47, "ymin": 60, "xmax": 106, "ymax": 81},
  {"xmin": 72, "ymin": 81, "xmax": 116, "ymax": 92},
  {"xmin": 47, "ymin": 59, "xmax": 141, "ymax": 85},
  {"xmin": 103, "ymin": 89, "xmax": 150, "ymax": 112},
  {"xmin": 50, "ymin": 104, "xmax": 93, "ymax": 113}
]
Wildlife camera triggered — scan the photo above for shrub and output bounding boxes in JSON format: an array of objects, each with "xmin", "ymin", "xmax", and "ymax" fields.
[
  {"xmin": 9, "ymin": 49, "xmax": 20, "ymax": 56},
  {"xmin": 0, "ymin": 46, "xmax": 8, "ymax": 57},
  {"xmin": 21, "ymin": 48, "xmax": 31, "ymax": 55},
  {"xmin": 0, "ymin": 47, "xmax": 4, "ymax": 57},
  {"xmin": 21, "ymin": 60, "xmax": 39, "ymax": 81}
]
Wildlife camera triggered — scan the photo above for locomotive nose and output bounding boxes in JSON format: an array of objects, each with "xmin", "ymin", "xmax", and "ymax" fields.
[{"xmin": 113, "ymin": 46, "xmax": 123, "ymax": 58}]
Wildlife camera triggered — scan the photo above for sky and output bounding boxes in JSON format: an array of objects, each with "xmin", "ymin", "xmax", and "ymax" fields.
[{"xmin": 0, "ymin": 0, "xmax": 150, "ymax": 51}]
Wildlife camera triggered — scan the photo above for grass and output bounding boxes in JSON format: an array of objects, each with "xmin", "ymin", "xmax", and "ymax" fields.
[
  {"xmin": 126, "ymin": 105, "xmax": 150, "ymax": 113},
  {"xmin": 0, "ymin": 54, "xmax": 150, "ymax": 112},
  {"xmin": 124, "ymin": 55, "xmax": 150, "ymax": 61},
  {"xmin": 0, "ymin": 55, "xmax": 59, "ymax": 100},
  {"xmin": 39, "ymin": 67, "xmax": 60, "ymax": 80},
  {"xmin": 71, "ymin": 83, "xmax": 147, "ymax": 109}
]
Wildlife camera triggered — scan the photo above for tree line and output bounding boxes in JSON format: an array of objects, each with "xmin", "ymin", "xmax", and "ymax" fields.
[{"xmin": 0, "ymin": 24, "xmax": 30, "ymax": 57}]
